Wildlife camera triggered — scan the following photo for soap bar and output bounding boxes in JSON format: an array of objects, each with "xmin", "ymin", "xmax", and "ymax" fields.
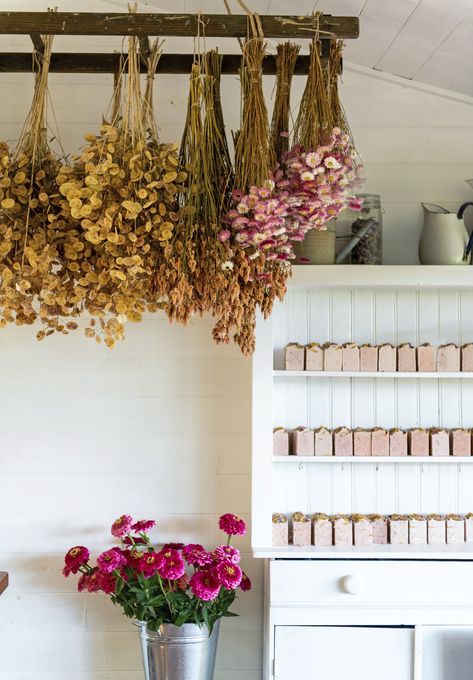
[
  {"xmin": 378, "ymin": 344, "xmax": 397, "ymax": 372},
  {"xmin": 353, "ymin": 517, "xmax": 373, "ymax": 546},
  {"xmin": 465, "ymin": 515, "xmax": 473, "ymax": 542},
  {"xmin": 305, "ymin": 343, "xmax": 323, "ymax": 371},
  {"xmin": 333, "ymin": 516, "xmax": 353, "ymax": 546},
  {"xmin": 272, "ymin": 514, "xmax": 288, "ymax": 546},
  {"xmin": 285, "ymin": 343, "xmax": 305, "ymax": 371},
  {"xmin": 409, "ymin": 516, "xmax": 427, "ymax": 545},
  {"xmin": 446, "ymin": 515, "xmax": 465, "ymax": 545},
  {"xmin": 462, "ymin": 343, "xmax": 473, "ymax": 372},
  {"xmin": 369, "ymin": 515, "xmax": 388, "ymax": 544},
  {"xmin": 398, "ymin": 343, "xmax": 416, "ymax": 372},
  {"xmin": 312, "ymin": 514, "xmax": 333, "ymax": 546},
  {"xmin": 417, "ymin": 343, "xmax": 436, "ymax": 372},
  {"xmin": 451, "ymin": 428, "xmax": 471, "ymax": 457},
  {"xmin": 342, "ymin": 343, "xmax": 360, "ymax": 372},
  {"xmin": 389, "ymin": 429, "xmax": 408, "ymax": 456},
  {"xmin": 353, "ymin": 429, "xmax": 371, "ymax": 456},
  {"xmin": 390, "ymin": 516, "xmax": 408, "ymax": 544},
  {"xmin": 314, "ymin": 427, "xmax": 333, "ymax": 457},
  {"xmin": 360, "ymin": 345, "xmax": 378, "ymax": 372},
  {"xmin": 430, "ymin": 428, "xmax": 450, "ymax": 457},
  {"xmin": 273, "ymin": 428, "xmax": 289, "ymax": 456},
  {"xmin": 437, "ymin": 344, "xmax": 460, "ymax": 372},
  {"xmin": 333, "ymin": 427, "xmax": 353, "ymax": 456},
  {"xmin": 292, "ymin": 512, "xmax": 312, "ymax": 547},
  {"xmin": 323, "ymin": 343, "xmax": 342, "ymax": 371},
  {"xmin": 409, "ymin": 429, "xmax": 429, "ymax": 457},
  {"xmin": 427, "ymin": 516, "xmax": 446, "ymax": 545},
  {"xmin": 292, "ymin": 427, "xmax": 314, "ymax": 456},
  {"xmin": 371, "ymin": 428, "xmax": 390, "ymax": 457}
]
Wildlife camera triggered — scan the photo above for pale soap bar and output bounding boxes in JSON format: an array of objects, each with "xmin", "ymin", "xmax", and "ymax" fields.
[
  {"xmin": 389, "ymin": 429, "xmax": 408, "ymax": 456},
  {"xmin": 292, "ymin": 515, "xmax": 312, "ymax": 547},
  {"xmin": 369, "ymin": 516, "xmax": 388, "ymax": 544},
  {"xmin": 409, "ymin": 429, "xmax": 429, "ymax": 457},
  {"xmin": 398, "ymin": 344, "xmax": 416, "ymax": 372},
  {"xmin": 273, "ymin": 428, "xmax": 289, "ymax": 456},
  {"xmin": 390, "ymin": 518, "xmax": 408, "ymax": 544},
  {"xmin": 353, "ymin": 518, "xmax": 373, "ymax": 546},
  {"xmin": 333, "ymin": 427, "xmax": 353, "ymax": 456},
  {"xmin": 437, "ymin": 344, "xmax": 460, "ymax": 372},
  {"xmin": 305, "ymin": 343, "xmax": 324, "ymax": 371},
  {"xmin": 462, "ymin": 344, "xmax": 473, "ymax": 372},
  {"xmin": 342, "ymin": 344, "xmax": 360, "ymax": 372},
  {"xmin": 292, "ymin": 428, "xmax": 314, "ymax": 456},
  {"xmin": 333, "ymin": 517, "xmax": 353, "ymax": 546},
  {"xmin": 353, "ymin": 429, "xmax": 371, "ymax": 456},
  {"xmin": 465, "ymin": 517, "xmax": 473, "ymax": 542},
  {"xmin": 378, "ymin": 344, "xmax": 396, "ymax": 372},
  {"xmin": 409, "ymin": 518, "xmax": 427, "ymax": 545},
  {"xmin": 314, "ymin": 427, "xmax": 333, "ymax": 457},
  {"xmin": 446, "ymin": 517, "xmax": 465, "ymax": 545},
  {"xmin": 417, "ymin": 344, "xmax": 436, "ymax": 372},
  {"xmin": 323, "ymin": 343, "xmax": 342, "ymax": 371},
  {"xmin": 451, "ymin": 429, "xmax": 471, "ymax": 457},
  {"xmin": 360, "ymin": 345, "xmax": 378, "ymax": 372},
  {"xmin": 272, "ymin": 518, "xmax": 288, "ymax": 547},
  {"xmin": 285, "ymin": 343, "xmax": 305, "ymax": 371},
  {"xmin": 371, "ymin": 428, "xmax": 389, "ymax": 456},
  {"xmin": 312, "ymin": 517, "xmax": 333, "ymax": 546},
  {"xmin": 427, "ymin": 518, "xmax": 446, "ymax": 545},
  {"xmin": 430, "ymin": 429, "xmax": 450, "ymax": 457}
]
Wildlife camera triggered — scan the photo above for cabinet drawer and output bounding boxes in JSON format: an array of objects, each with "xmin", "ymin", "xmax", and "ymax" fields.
[{"xmin": 270, "ymin": 560, "xmax": 473, "ymax": 607}]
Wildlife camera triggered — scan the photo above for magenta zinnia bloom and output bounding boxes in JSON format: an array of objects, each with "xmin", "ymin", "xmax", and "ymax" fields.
[
  {"xmin": 215, "ymin": 560, "xmax": 242, "ymax": 589},
  {"xmin": 213, "ymin": 545, "xmax": 240, "ymax": 564},
  {"xmin": 139, "ymin": 553, "xmax": 161, "ymax": 578},
  {"xmin": 111, "ymin": 515, "xmax": 133, "ymax": 538},
  {"xmin": 97, "ymin": 548, "xmax": 127, "ymax": 574},
  {"xmin": 239, "ymin": 571, "xmax": 252, "ymax": 592},
  {"xmin": 156, "ymin": 549, "xmax": 186, "ymax": 580},
  {"xmin": 182, "ymin": 544, "xmax": 213, "ymax": 567},
  {"xmin": 190, "ymin": 570, "xmax": 221, "ymax": 601},
  {"xmin": 98, "ymin": 571, "xmax": 117, "ymax": 594},
  {"xmin": 63, "ymin": 546, "xmax": 90, "ymax": 577},
  {"xmin": 77, "ymin": 568, "xmax": 100, "ymax": 593},
  {"xmin": 162, "ymin": 542, "xmax": 185, "ymax": 551},
  {"xmin": 218, "ymin": 513, "xmax": 247, "ymax": 537},
  {"xmin": 131, "ymin": 519, "xmax": 156, "ymax": 533}
]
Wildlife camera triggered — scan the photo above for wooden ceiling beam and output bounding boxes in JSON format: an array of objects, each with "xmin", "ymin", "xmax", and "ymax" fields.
[{"xmin": 0, "ymin": 13, "xmax": 359, "ymax": 39}]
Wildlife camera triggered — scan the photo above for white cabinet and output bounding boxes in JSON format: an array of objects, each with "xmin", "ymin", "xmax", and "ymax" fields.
[{"xmin": 274, "ymin": 626, "xmax": 414, "ymax": 680}]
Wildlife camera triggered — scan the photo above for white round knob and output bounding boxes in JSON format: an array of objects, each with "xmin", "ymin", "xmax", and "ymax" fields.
[{"xmin": 339, "ymin": 574, "xmax": 365, "ymax": 595}]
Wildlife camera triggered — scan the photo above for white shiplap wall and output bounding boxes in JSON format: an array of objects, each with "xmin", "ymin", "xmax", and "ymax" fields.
[{"xmin": 1, "ymin": 46, "xmax": 473, "ymax": 680}]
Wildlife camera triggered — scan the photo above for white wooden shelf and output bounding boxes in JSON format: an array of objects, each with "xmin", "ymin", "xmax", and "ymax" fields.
[
  {"xmin": 253, "ymin": 544, "xmax": 473, "ymax": 560},
  {"xmin": 274, "ymin": 370, "xmax": 473, "ymax": 379},
  {"xmin": 272, "ymin": 456, "xmax": 473, "ymax": 464}
]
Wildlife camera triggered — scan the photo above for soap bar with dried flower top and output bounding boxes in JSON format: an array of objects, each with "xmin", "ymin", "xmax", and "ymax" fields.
[
  {"xmin": 360, "ymin": 344, "xmax": 378, "ymax": 372},
  {"xmin": 333, "ymin": 515, "xmax": 353, "ymax": 546},
  {"xmin": 398, "ymin": 343, "xmax": 416, "ymax": 372},
  {"xmin": 369, "ymin": 515, "xmax": 388, "ymax": 544},
  {"xmin": 427, "ymin": 515, "xmax": 446, "ymax": 544},
  {"xmin": 314, "ymin": 427, "xmax": 333, "ymax": 456},
  {"xmin": 409, "ymin": 429, "xmax": 429, "ymax": 457},
  {"xmin": 417, "ymin": 343, "xmax": 436, "ymax": 372},
  {"xmin": 446, "ymin": 514, "xmax": 465, "ymax": 544},
  {"xmin": 378, "ymin": 344, "xmax": 397, "ymax": 372},
  {"xmin": 389, "ymin": 429, "xmax": 408, "ymax": 456},
  {"xmin": 272, "ymin": 514, "xmax": 288, "ymax": 547},
  {"xmin": 465, "ymin": 514, "xmax": 473, "ymax": 542},
  {"xmin": 273, "ymin": 428, "xmax": 289, "ymax": 456},
  {"xmin": 333, "ymin": 427, "xmax": 353, "ymax": 456},
  {"xmin": 409, "ymin": 515, "xmax": 427, "ymax": 544},
  {"xmin": 353, "ymin": 515, "xmax": 373, "ymax": 546},
  {"xmin": 462, "ymin": 343, "xmax": 473, "ymax": 372},
  {"xmin": 342, "ymin": 343, "xmax": 360, "ymax": 371},
  {"xmin": 312, "ymin": 514, "xmax": 333, "ymax": 546},
  {"xmin": 305, "ymin": 343, "xmax": 323, "ymax": 371},
  {"xmin": 285, "ymin": 343, "xmax": 305, "ymax": 371},
  {"xmin": 354, "ymin": 429, "xmax": 371, "ymax": 456},
  {"xmin": 292, "ymin": 512, "xmax": 312, "ymax": 546},
  {"xmin": 389, "ymin": 515, "xmax": 408, "ymax": 544},
  {"xmin": 430, "ymin": 428, "xmax": 450, "ymax": 457},
  {"xmin": 451, "ymin": 429, "xmax": 471, "ymax": 457},
  {"xmin": 371, "ymin": 428, "xmax": 390, "ymax": 456},
  {"xmin": 292, "ymin": 427, "xmax": 314, "ymax": 456},
  {"xmin": 323, "ymin": 343, "xmax": 342, "ymax": 371},
  {"xmin": 437, "ymin": 344, "xmax": 460, "ymax": 372}
]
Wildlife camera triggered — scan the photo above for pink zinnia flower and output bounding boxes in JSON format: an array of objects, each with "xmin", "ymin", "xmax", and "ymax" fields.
[
  {"xmin": 190, "ymin": 570, "xmax": 221, "ymax": 601},
  {"xmin": 215, "ymin": 560, "xmax": 242, "ymax": 589},
  {"xmin": 97, "ymin": 548, "xmax": 127, "ymax": 574},
  {"xmin": 162, "ymin": 543, "xmax": 184, "ymax": 551},
  {"xmin": 63, "ymin": 546, "xmax": 90, "ymax": 577},
  {"xmin": 131, "ymin": 519, "xmax": 156, "ymax": 533},
  {"xmin": 77, "ymin": 568, "xmax": 100, "ymax": 593},
  {"xmin": 218, "ymin": 513, "xmax": 247, "ymax": 536},
  {"xmin": 157, "ymin": 548, "xmax": 186, "ymax": 580},
  {"xmin": 182, "ymin": 543, "xmax": 213, "ymax": 567},
  {"xmin": 239, "ymin": 571, "xmax": 252, "ymax": 592},
  {"xmin": 98, "ymin": 572, "xmax": 117, "ymax": 594},
  {"xmin": 139, "ymin": 553, "xmax": 161, "ymax": 577},
  {"xmin": 175, "ymin": 574, "xmax": 190, "ymax": 591},
  {"xmin": 111, "ymin": 515, "xmax": 133, "ymax": 538},
  {"xmin": 213, "ymin": 545, "xmax": 240, "ymax": 564}
]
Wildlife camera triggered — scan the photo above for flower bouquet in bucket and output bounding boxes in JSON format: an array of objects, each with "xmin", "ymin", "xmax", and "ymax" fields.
[{"xmin": 64, "ymin": 513, "xmax": 251, "ymax": 680}]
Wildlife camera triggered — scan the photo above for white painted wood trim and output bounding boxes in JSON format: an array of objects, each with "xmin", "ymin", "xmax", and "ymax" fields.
[
  {"xmin": 413, "ymin": 625, "xmax": 423, "ymax": 680},
  {"xmin": 254, "ymin": 544, "xmax": 473, "ymax": 559},
  {"xmin": 274, "ymin": 370, "xmax": 473, "ymax": 379},
  {"xmin": 272, "ymin": 456, "xmax": 473, "ymax": 464}
]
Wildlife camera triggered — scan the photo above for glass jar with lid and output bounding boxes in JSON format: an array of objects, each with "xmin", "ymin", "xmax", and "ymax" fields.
[{"xmin": 349, "ymin": 194, "xmax": 383, "ymax": 264}]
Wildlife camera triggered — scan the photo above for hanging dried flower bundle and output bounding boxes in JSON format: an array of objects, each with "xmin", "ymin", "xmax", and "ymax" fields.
[{"xmin": 271, "ymin": 42, "xmax": 300, "ymax": 163}]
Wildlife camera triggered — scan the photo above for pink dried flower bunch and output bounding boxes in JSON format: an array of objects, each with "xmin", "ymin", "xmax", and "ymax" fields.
[{"xmin": 63, "ymin": 513, "xmax": 251, "ymax": 633}]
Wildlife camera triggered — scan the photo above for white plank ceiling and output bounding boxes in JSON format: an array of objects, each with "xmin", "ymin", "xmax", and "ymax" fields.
[{"xmin": 0, "ymin": 0, "xmax": 472, "ymax": 96}]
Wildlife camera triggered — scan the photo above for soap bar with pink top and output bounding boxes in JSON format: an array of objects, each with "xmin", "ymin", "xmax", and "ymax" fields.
[
  {"xmin": 305, "ymin": 343, "xmax": 323, "ymax": 371},
  {"xmin": 292, "ymin": 512, "xmax": 312, "ymax": 547},
  {"xmin": 437, "ymin": 344, "xmax": 460, "ymax": 372},
  {"xmin": 398, "ymin": 343, "xmax": 416, "ymax": 372},
  {"xmin": 417, "ymin": 343, "xmax": 436, "ymax": 372},
  {"xmin": 353, "ymin": 429, "xmax": 371, "ymax": 456},
  {"xmin": 389, "ymin": 429, "xmax": 408, "ymax": 456},
  {"xmin": 465, "ymin": 514, "xmax": 473, "ymax": 542},
  {"xmin": 292, "ymin": 427, "xmax": 314, "ymax": 456},
  {"xmin": 333, "ymin": 427, "xmax": 353, "ymax": 456},
  {"xmin": 430, "ymin": 428, "xmax": 450, "ymax": 457},
  {"xmin": 409, "ymin": 429, "xmax": 429, "ymax": 457},
  {"xmin": 314, "ymin": 427, "xmax": 333, "ymax": 456},
  {"xmin": 371, "ymin": 428, "xmax": 390, "ymax": 456},
  {"xmin": 312, "ymin": 514, "xmax": 333, "ymax": 546},
  {"xmin": 353, "ymin": 516, "xmax": 373, "ymax": 546},
  {"xmin": 369, "ymin": 515, "xmax": 388, "ymax": 544},
  {"xmin": 285, "ymin": 343, "xmax": 305, "ymax": 371},
  {"xmin": 360, "ymin": 344, "xmax": 378, "ymax": 372},
  {"xmin": 273, "ymin": 428, "xmax": 289, "ymax": 456},
  {"xmin": 333, "ymin": 515, "xmax": 353, "ymax": 546},
  {"xmin": 342, "ymin": 343, "xmax": 360, "ymax": 371},
  {"xmin": 462, "ymin": 343, "xmax": 473, "ymax": 372},
  {"xmin": 378, "ymin": 344, "xmax": 397, "ymax": 372},
  {"xmin": 323, "ymin": 343, "xmax": 342, "ymax": 371},
  {"xmin": 446, "ymin": 515, "xmax": 465, "ymax": 544},
  {"xmin": 409, "ymin": 516, "xmax": 427, "ymax": 545},
  {"xmin": 390, "ymin": 516, "xmax": 408, "ymax": 544},
  {"xmin": 451, "ymin": 429, "xmax": 471, "ymax": 457},
  {"xmin": 272, "ymin": 514, "xmax": 288, "ymax": 546},
  {"xmin": 427, "ymin": 515, "xmax": 446, "ymax": 544}
]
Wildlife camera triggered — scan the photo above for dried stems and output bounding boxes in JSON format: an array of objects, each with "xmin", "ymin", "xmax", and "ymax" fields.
[{"xmin": 271, "ymin": 42, "xmax": 300, "ymax": 162}]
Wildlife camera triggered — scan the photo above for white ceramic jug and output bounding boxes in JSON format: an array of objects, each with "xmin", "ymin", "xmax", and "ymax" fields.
[{"xmin": 418, "ymin": 203, "xmax": 471, "ymax": 265}]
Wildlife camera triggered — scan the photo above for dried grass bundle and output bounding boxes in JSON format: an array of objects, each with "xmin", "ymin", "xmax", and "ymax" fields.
[
  {"xmin": 271, "ymin": 42, "xmax": 300, "ymax": 162},
  {"xmin": 329, "ymin": 39, "xmax": 348, "ymax": 131}
]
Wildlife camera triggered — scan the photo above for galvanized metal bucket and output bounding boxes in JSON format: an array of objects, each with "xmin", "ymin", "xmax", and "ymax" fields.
[{"xmin": 136, "ymin": 620, "xmax": 220, "ymax": 680}]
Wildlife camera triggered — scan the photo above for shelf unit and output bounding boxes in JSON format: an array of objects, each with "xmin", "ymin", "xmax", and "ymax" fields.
[
  {"xmin": 254, "ymin": 544, "xmax": 473, "ymax": 559},
  {"xmin": 274, "ymin": 370, "xmax": 473, "ymax": 378},
  {"xmin": 273, "ymin": 456, "xmax": 473, "ymax": 464}
]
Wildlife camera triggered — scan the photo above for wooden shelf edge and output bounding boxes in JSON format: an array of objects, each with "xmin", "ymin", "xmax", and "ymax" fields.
[
  {"xmin": 253, "ymin": 545, "xmax": 473, "ymax": 560},
  {"xmin": 274, "ymin": 371, "xmax": 473, "ymax": 379}
]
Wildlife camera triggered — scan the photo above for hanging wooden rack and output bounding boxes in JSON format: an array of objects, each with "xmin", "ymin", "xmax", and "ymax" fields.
[{"xmin": 0, "ymin": 12, "xmax": 359, "ymax": 75}]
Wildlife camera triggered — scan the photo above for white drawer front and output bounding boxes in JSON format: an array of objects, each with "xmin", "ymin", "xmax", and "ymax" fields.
[{"xmin": 270, "ymin": 560, "xmax": 473, "ymax": 607}]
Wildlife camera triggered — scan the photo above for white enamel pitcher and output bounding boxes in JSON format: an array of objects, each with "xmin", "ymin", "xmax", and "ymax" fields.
[{"xmin": 418, "ymin": 203, "xmax": 471, "ymax": 265}]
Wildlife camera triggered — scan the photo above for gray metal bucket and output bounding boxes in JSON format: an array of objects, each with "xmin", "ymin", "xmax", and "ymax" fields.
[{"xmin": 136, "ymin": 620, "xmax": 220, "ymax": 680}]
